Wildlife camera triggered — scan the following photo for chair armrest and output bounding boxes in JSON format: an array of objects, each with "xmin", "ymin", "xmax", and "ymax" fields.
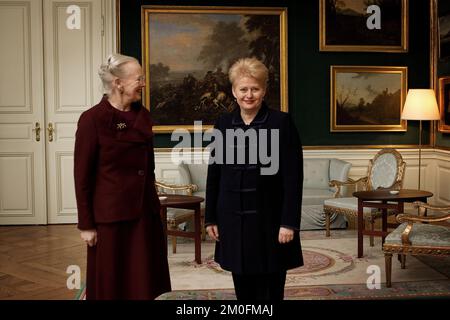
[
  {"xmin": 155, "ymin": 180, "xmax": 198, "ymax": 196},
  {"xmin": 412, "ymin": 201, "xmax": 450, "ymax": 216},
  {"xmin": 396, "ymin": 212, "xmax": 450, "ymax": 245},
  {"xmin": 329, "ymin": 177, "xmax": 367, "ymax": 197},
  {"xmin": 396, "ymin": 213, "xmax": 450, "ymax": 224}
]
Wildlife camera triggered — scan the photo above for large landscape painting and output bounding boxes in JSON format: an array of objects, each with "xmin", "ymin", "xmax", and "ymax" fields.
[{"xmin": 142, "ymin": 6, "xmax": 288, "ymax": 132}]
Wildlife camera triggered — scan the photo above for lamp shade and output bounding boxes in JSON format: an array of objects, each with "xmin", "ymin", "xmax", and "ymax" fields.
[{"xmin": 401, "ymin": 89, "xmax": 440, "ymax": 120}]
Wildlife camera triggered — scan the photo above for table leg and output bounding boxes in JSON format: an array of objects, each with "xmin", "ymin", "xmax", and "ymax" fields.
[
  {"xmin": 382, "ymin": 201, "xmax": 387, "ymax": 244},
  {"xmin": 397, "ymin": 201, "xmax": 404, "ymax": 226},
  {"xmin": 423, "ymin": 197, "xmax": 428, "ymax": 217},
  {"xmin": 194, "ymin": 204, "xmax": 201, "ymax": 264},
  {"xmin": 358, "ymin": 198, "xmax": 364, "ymax": 258}
]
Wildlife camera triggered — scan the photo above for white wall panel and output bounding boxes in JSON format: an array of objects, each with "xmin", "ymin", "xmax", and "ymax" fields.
[{"xmin": 0, "ymin": 154, "xmax": 33, "ymax": 215}]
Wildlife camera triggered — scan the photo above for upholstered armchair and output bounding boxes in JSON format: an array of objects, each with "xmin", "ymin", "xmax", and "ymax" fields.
[
  {"xmin": 383, "ymin": 202, "xmax": 450, "ymax": 287},
  {"xmin": 155, "ymin": 180, "xmax": 200, "ymax": 253},
  {"xmin": 323, "ymin": 148, "xmax": 406, "ymax": 242}
]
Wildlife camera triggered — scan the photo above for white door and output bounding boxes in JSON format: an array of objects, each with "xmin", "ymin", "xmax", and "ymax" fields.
[
  {"xmin": 43, "ymin": 0, "xmax": 104, "ymax": 224},
  {"xmin": 0, "ymin": 0, "xmax": 114, "ymax": 225},
  {"xmin": 0, "ymin": 0, "xmax": 47, "ymax": 224}
]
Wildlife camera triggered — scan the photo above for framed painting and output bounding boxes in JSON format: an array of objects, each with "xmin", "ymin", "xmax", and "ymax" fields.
[
  {"xmin": 438, "ymin": 77, "xmax": 450, "ymax": 131},
  {"xmin": 141, "ymin": 6, "xmax": 288, "ymax": 133},
  {"xmin": 431, "ymin": 0, "xmax": 450, "ymax": 133},
  {"xmin": 319, "ymin": 0, "xmax": 408, "ymax": 52},
  {"xmin": 438, "ymin": 0, "xmax": 450, "ymax": 60},
  {"xmin": 330, "ymin": 66, "xmax": 408, "ymax": 132}
]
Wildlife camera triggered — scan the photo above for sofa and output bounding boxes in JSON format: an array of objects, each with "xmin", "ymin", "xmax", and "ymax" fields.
[
  {"xmin": 300, "ymin": 158, "xmax": 351, "ymax": 230},
  {"xmin": 161, "ymin": 158, "xmax": 351, "ymax": 231}
]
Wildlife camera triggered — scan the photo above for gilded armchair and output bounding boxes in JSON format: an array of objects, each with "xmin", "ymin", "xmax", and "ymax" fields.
[
  {"xmin": 155, "ymin": 180, "xmax": 201, "ymax": 253},
  {"xmin": 383, "ymin": 202, "xmax": 450, "ymax": 287},
  {"xmin": 323, "ymin": 148, "xmax": 406, "ymax": 243}
]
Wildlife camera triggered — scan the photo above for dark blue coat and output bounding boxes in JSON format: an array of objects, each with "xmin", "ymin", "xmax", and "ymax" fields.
[{"xmin": 205, "ymin": 103, "xmax": 304, "ymax": 275}]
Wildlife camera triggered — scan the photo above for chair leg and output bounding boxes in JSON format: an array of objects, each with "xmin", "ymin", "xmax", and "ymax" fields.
[
  {"xmin": 401, "ymin": 254, "xmax": 406, "ymax": 269},
  {"xmin": 172, "ymin": 236, "xmax": 177, "ymax": 254},
  {"xmin": 385, "ymin": 253, "xmax": 392, "ymax": 288},
  {"xmin": 325, "ymin": 212, "xmax": 330, "ymax": 237}
]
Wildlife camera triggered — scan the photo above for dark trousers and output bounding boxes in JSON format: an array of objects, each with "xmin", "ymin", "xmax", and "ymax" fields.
[{"xmin": 231, "ymin": 271, "xmax": 287, "ymax": 301}]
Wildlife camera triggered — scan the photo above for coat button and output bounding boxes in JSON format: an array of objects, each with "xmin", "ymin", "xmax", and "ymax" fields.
[{"xmin": 138, "ymin": 170, "xmax": 145, "ymax": 176}]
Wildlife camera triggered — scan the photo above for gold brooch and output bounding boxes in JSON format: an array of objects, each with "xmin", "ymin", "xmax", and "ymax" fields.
[{"xmin": 116, "ymin": 123, "xmax": 127, "ymax": 130}]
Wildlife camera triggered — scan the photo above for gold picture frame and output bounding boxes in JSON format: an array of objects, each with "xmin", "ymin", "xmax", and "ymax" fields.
[
  {"xmin": 319, "ymin": 0, "xmax": 409, "ymax": 52},
  {"xmin": 141, "ymin": 5, "xmax": 288, "ymax": 133},
  {"xmin": 431, "ymin": 0, "xmax": 450, "ymax": 133},
  {"xmin": 438, "ymin": 77, "xmax": 450, "ymax": 132},
  {"xmin": 330, "ymin": 66, "xmax": 408, "ymax": 132}
]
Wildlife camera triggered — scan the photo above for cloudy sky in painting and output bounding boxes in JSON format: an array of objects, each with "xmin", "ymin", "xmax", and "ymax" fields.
[
  {"xmin": 339, "ymin": 0, "xmax": 367, "ymax": 14},
  {"xmin": 149, "ymin": 13, "xmax": 244, "ymax": 72},
  {"xmin": 337, "ymin": 72, "xmax": 401, "ymax": 106}
]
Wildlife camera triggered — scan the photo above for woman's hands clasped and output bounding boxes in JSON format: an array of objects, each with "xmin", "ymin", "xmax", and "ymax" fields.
[
  {"xmin": 80, "ymin": 229, "xmax": 97, "ymax": 247},
  {"xmin": 278, "ymin": 227, "xmax": 294, "ymax": 244},
  {"xmin": 207, "ymin": 225, "xmax": 294, "ymax": 244}
]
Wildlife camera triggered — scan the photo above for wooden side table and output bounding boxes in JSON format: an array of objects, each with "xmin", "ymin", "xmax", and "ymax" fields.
[
  {"xmin": 353, "ymin": 189, "xmax": 433, "ymax": 258},
  {"xmin": 159, "ymin": 194, "xmax": 204, "ymax": 264}
]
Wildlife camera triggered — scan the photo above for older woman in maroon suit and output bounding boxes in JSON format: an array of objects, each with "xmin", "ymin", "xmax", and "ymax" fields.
[{"xmin": 74, "ymin": 53, "xmax": 170, "ymax": 299}]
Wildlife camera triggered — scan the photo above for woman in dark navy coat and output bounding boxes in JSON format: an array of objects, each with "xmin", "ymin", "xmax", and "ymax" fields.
[
  {"xmin": 74, "ymin": 54, "xmax": 170, "ymax": 299},
  {"xmin": 205, "ymin": 58, "xmax": 303, "ymax": 300}
]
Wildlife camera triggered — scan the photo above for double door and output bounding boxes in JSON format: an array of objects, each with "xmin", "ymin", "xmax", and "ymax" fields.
[{"xmin": 0, "ymin": 0, "xmax": 114, "ymax": 224}]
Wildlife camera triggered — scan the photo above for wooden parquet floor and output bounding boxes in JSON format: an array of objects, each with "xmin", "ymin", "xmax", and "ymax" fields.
[
  {"xmin": 1, "ymin": 220, "xmax": 448, "ymax": 300},
  {"xmin": 0, "ymin": 225, "xmax": 86, "ymax": 300}
]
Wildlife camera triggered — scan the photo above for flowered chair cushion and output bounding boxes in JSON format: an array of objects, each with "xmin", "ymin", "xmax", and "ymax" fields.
[{"xmin": 385, "ymin": 222, "xmax": 450, "ymax": 247}]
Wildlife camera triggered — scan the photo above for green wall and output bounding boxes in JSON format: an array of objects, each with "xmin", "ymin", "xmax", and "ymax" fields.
[{"xmin": 119, "ymin": 0, "xmax": 433, "ymax": 148}]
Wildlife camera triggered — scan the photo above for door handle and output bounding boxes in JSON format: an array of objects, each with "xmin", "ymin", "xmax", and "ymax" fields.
[
  {"xmin": 33, "ymin": 122, "xmax": 41, "ymax": 142},
  {"xmin": 47, "ymin": 123, "xmax": 54, "ymax": 142}
]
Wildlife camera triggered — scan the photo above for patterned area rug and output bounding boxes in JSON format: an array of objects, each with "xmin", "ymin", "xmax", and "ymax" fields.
[
  {"xmin": 183, "ymin": 245, "xmax": 355, "ymax": 283},
  {"xmin": 157, "ymin": 280, "xmax": 450, "ymax": 300},
  {"xmin": 77, "ymin": 230, "xmax": 450, "ymax": 300},
  {"xmin": 161, "ymin": 230, "xmax": 450, "ymax": 300}
]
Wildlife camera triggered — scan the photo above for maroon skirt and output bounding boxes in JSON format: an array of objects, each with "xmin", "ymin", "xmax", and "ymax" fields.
[{"xmin": 86, "ymin": 212, "xmax": 171, "ymax": 300}]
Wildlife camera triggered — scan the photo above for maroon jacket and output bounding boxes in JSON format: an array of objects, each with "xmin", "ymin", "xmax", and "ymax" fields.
[{"xmin": 74, "ymin": 97, "xmax": 160, "ymax": 230}]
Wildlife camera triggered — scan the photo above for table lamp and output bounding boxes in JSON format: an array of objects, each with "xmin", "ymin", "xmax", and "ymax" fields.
[{"xmin": 401, "ymin": 89, "xmax": 440, "ymax": 189}]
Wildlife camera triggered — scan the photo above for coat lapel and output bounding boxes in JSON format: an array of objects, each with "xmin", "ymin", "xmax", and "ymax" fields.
[
  {"xmin": 231, "ymin": 103, "xmax": 269, "ymax": 128},
  {"xmin": 101, "ymin": 97, "xmax": 153, "ymax": 143}
]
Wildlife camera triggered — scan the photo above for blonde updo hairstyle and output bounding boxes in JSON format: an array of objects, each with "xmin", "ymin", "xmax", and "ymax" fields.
[
  {"xmin": 98, "ymin": 53, "xmax": 139, "ymax": 95},
  {"xmin": 228, "ymin": 57, "xmax": 268, "ymax": 88}
]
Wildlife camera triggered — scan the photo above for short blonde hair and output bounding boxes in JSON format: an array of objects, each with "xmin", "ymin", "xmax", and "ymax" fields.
[
  {"xmin": 98, "ymin": 53, "xmax": 139, "ymax": 95},
  {"xmin": 228, "ymin": 57, "xmax": 268, "ymax": 87}
]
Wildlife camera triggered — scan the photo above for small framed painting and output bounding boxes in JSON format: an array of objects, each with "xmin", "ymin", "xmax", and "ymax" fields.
[
  {"xmin": 319, "ymin": 0, "xmax": 408, "ymax": 52},
  {"xmin": 330, "ymin": 66, "xmax": 408, "ymax": 132}
]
